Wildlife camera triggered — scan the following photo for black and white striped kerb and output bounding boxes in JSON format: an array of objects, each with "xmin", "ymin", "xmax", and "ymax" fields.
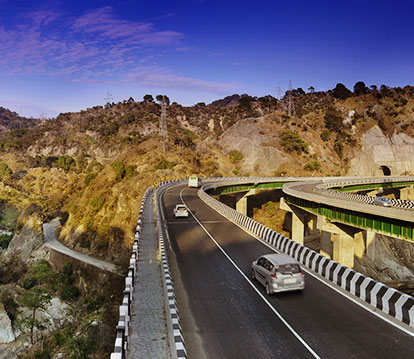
[
  {"xmin": 111, "ymin": 187, "xmax": 153, "ymax": 359},
  {"xmin": 199, "ymin": 182, "xmax": 414, "ymax": 327},
  {"xmin": 156, "ymin": 184, "xmax": 187, "ymax": 359}
]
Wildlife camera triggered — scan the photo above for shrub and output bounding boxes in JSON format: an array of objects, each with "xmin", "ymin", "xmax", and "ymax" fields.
[
  {"xmin": 0, "ymin": 162, "xmax": 12, "ymax": 179},
  {"xmin": 57, "ymin": 155, "xmax": 75, "ymax": 172},
  {"xmin": 280, "ymin": 129, "xmax": 309, "ymax": 154},
  {"xmin": 86, "ymin": 161, "xmax": 103, "ymax": 174},
  {"xmin": 89, "ymin": 194, "xmax": 105, "ymax": 211},
  {"xmin": 80, "ymin": 238, "xmax": 90, "ymax": 248},
  {"xmin": 229, "ymin": 150, "xmax": 243, "ymax": 163},
  {"xmin": 84, "ymin": 172, "xmax": 97, "ymax": 186},
  {"xmin": 23, "ymin": 277, "xmax": 37, "ymax": 289},
  {"xmin": 124, "ymin": 165, "xmax": 137, "ymax": 178},
  {"xmin": 60, "ymin": 285, "xmax": 79, "ymax": 301},
  {"xmin": 0, "ymin": 233, "xmax": 12, "ymax": 249},
  {"xmin": 155, "ymin": 159, "xmax": 176, "ymax": 170},
  {"xmin": 34, "ymin": 349, "xmax": 51, "ymax": 359},
  {"xmin": 111, "ymin": 160, "xmax": 125, "ymax": 180},
  {"xmin": 320, "ymin": 130, "xmax": 330, "ymax": 142},
  {"xmin": 334, "ymin": 141, "xmax": 343, "ymax": 158},
  {"xmin": 304, "ymin": 160, "xmax": 321, "ymax": 172}
]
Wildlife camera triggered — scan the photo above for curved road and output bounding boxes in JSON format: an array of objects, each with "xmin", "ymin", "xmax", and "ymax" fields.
[
  {"xmin": 161, "ymin": 184, "xmax": 414, "ymax": 359},
  {"xmin": 43, "ymin": 219, "xmax": 119, "ymax": 274},
  {"xmin": 283, "ymin": 181, "xmax": 414, "ymax": 222}
]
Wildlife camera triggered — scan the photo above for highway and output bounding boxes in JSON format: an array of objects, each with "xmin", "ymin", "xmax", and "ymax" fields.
[
  {"xmin": 283, "ymin": 181, "xmax": 414, "ymax": 222},
  {"xmin": 161, "ymin": 184, "xmax": 414, "ymax": 359}
]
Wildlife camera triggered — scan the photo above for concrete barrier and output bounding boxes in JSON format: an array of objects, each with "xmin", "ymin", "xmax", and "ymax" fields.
[
  {"xmin": 199, "ymin": 181, "xmax": 414, "ymax": 327},
  {"xmin": 110, "ymin": 186, "xmax": 153, "ymax": 359}
]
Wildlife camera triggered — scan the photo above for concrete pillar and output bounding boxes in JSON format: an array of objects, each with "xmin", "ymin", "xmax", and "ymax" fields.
[
  {"xmin": 320, "ymin": 231, "xmax": 333, "ymax": 259},
  {"xmin": 365, "ymin": 230, "xmax": 376, "ymax": 261},
  {"xmin": 353, "ymin": 231, "xmax": 365, "ymax": 259},
  {"xmin": 235, "ymin": 189, "xmax": 257, "ymax": 216},
  {"xmin": 332, "ymin": 231, "xmax": 354, "ymax": 268},
  {"xmin": 306, "ymin": 217, "xmax": 316, "ymax": 231},
  {"xmin": 236, "ymin": 195, "xmax": 248, "ymax": 216},
  {"xmin": 367, "ymin": 189, "xmax": 380, "ymax": 196},
  {"xmin": 400, "ymin": 186, "xmax": 414, "ymax": 200},
  {"xmin": 316, "ymin": 216, "xmax": 355, "ymax": 268},
  {"xmin": 291, "ymin": 211, "xmax": 304, "ymax": 245}
]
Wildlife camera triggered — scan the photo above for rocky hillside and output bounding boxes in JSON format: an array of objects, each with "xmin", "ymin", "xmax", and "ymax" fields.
[{"xmin": 1, "ymin": 82, "xmax": 414, "ymax": 356}]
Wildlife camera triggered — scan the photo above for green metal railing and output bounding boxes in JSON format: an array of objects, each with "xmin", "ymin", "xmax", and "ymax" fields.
[
  {"xmin": 208, "ymin": 180, "xmax": 414, "ymax": 241},
  {"xmin": 333, "ymin": 181, "xmax": 414, "ymax": 192},
  {"xmin": 209, "ymin": 182, "xmax": 284, "ymax": 195},
  {"xmin": 285, "ymin": 195, "xmax": 414, "ymax": 241}
]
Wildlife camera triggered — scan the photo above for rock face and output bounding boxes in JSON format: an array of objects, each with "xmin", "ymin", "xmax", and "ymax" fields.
[
  {"xmin": 218, "ymin": 117, "xmax": 289, "ymax": 175},
  {"xmin": 349, "ymin": 125, "xmax": 414, "ymax": 176},
  {"xmin": 355, "ymin": 234, "xmax": 414, "ymax": 287},
  {"xmin": 5, "ymin": 216, "xmax": 43, "ymax": 262},
  {"xmin": 0, "ymin": 303, "xmax": 15, "ymax": 344}
]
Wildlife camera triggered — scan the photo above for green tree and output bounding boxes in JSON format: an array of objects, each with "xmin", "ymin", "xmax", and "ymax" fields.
[
  {"xmin": 67, "ymin": 335, "xmax": 96, "ymax": 359},
  {"xmin": 280, "ymin": 129, "xmax": 309, "ymax": 154},
  {"xmin": 156, "ymin": 95, "xmax": 170, "ymax": 105},
  {"xmin": 354, "ymin": 81, "xmax": 368, "ymax": 95},
  {"xmin": 143, "ymin": 94, "xmax": 154, "ymax": 102},
  {"xmin": 332, "ymin": 83, "xmax": 352, "ymax": 99},
  {"xmin": 324, "ymin": 106, "xmax": 344, "ymax": 132},
  {"xmin": 20, "ymin": 287, "xmax": 51, "ymax": 344},
  {"xmin": 31, "ymin": 259, "xmax": 56, "ymax": 288}
]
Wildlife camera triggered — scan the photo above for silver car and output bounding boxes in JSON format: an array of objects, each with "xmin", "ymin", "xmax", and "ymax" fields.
[
  {"xmin": 251, "ymin": 253, "xmax": 305, "ymax": 295},
  {"xmin": 173, "ymin": 204, "xmax": 189, "ymax": 218},
  {"xmin": 373, "ymin": 196, "xmax": 392, "ymax": 207}
]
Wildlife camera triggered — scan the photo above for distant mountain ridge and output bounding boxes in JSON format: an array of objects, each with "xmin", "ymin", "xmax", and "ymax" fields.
[{"xmin": 0, "ymin": 106, "xmax": 40, "ymax": 131}]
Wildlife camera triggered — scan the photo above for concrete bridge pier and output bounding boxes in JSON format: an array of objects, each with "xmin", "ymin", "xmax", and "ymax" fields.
[
  {"xmin": 235, "ymin": 189, "xmax": 257, "ymax": 216},
  {"xmin": 400, "ymin": 186, "xmax": 414, "ymax": 200},
  {"xmin": 317, "ymin": 217, "xmax": 356, "ymax": 268},
  {"xmin": 365, "ymin": 230, "xmax": 376, "ymax": 261},
  {"xmin": 280, "ymin": 198, "xmax": 316, "ymax": 245}
]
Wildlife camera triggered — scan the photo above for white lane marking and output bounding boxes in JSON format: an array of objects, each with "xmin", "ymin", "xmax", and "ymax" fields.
[
  {"xmin": 202, "ymin": 197, "xmax": 414, "ymax": 337},
  {"xmin": 179, "ymin": 188, "xmax": 321, "ymax": 359}
]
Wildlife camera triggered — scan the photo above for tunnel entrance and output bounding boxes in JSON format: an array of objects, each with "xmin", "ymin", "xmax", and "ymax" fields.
[{"xmin": 380, "ymin": 165, "xmax": 391, "ymax": 176}]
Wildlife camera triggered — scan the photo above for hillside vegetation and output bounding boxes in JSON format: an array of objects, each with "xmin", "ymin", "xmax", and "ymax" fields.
[{"xmin": 1, "ymin": 82, "xmax": 414, "ymax": 357}]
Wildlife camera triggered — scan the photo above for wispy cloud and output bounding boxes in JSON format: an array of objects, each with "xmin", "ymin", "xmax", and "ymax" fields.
[
  {"xmin": 127, "ymin": 66, "xmax": 236, "ymax": 92},
  {"xmin": 0, "ymin": 6, "xmax": 235, "ymax": 93}
]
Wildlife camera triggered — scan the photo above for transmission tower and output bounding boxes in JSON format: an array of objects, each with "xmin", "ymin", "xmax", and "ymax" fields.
[
  {"xmin": 276, "ymin": 83, "xmax": 283, "ymax": 100},
  {"xmin": 287, "ymin": 80, "xmax": 294, "ymax": 116},
  {"xmin": 159, "ymin": 95, "xmax": 168, "ymax": 153},
  {"xmin": 104, "ymin": 90, "xmax": 114, "ymax": 104}
]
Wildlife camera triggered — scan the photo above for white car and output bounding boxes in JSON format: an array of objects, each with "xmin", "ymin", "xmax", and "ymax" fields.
[{"xmin": 174, "ymin": 204, "xmax": 189, "ymax": 218}]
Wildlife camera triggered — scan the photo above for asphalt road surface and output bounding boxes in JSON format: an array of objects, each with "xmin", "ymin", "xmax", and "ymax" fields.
[
  {"xmin": 161, "ymin": 184, "xmax": 414, "ymax": 359},
  {"xmin": 43, "ymin": 219, "xmax": 119, "ymax": 274}
]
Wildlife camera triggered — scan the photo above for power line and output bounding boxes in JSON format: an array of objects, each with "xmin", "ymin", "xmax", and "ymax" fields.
[
  {"xmin": 287, "ymin": 80, "xmax": 294, "ymax": 116},
  {"xmin": 160, "ymin": 95, "xmax": 168, "ymax": 154},
  {"xmin": 104, "ymin": 90, "xmax": 114, "ymax": 104},
  {"xmin": 276, "ymin": 83, "xmax": 283, "ymax": 100}
]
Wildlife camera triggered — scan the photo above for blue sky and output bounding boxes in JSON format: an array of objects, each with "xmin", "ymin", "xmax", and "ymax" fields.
[{"xmin": 0, "ymin": 0, "xmax": 413, "ymax": 118}]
